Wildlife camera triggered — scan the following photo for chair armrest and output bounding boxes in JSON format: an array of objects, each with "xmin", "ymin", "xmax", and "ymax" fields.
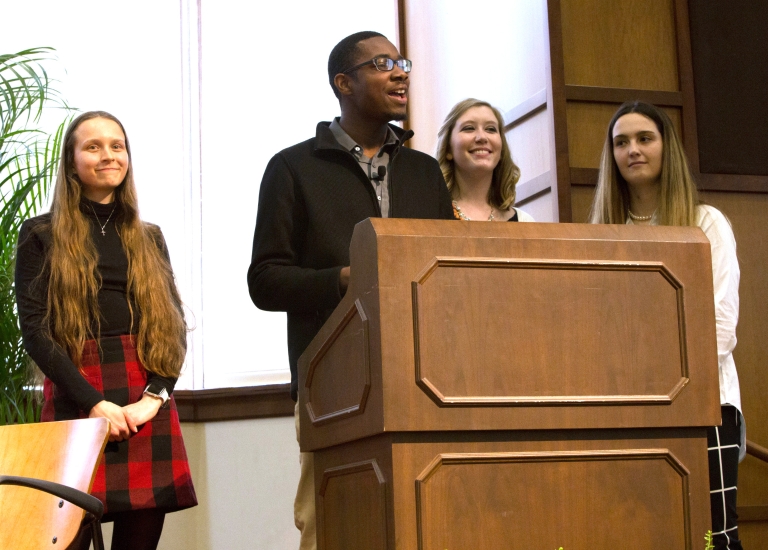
[{"xmin": 0, "ymin": 475, "xmax": 103, "ymax": 519}]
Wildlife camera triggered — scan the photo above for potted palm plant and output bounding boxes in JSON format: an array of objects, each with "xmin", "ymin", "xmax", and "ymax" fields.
[{"xmin": 0, "ymin": 47, "xmax": 72, "ymax": 424}]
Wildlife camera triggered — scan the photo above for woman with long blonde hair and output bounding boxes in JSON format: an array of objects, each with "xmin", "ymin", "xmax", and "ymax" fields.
[
  {"xmin": 589, "ymin": 100, "xmax": 743, "ymax": 550},
  {"xmin": 437, "ymin": 98, "xmax": 533, "ymax": 222},
  {"xmin": 15, "ymin": 111, "xmax": 196, "ymax": 550}
]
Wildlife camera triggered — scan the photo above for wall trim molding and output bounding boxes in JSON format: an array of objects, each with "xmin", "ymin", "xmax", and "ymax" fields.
[
  {"xmin": 503, "ymin": 88, "xmax": 548, "ymax": 130},
  {"xmin": 569, "ymin": 167, "xmax": 768, "ymax": 194},
  {"xmin": 738, "ymin": 505, "xmax": 768, "ymax": 522},
  {"xmin": 697, "ymin": 173, "xmax": 768, "ymax": 194},
  {"xmin": 565, "ymin": 85, "xmax": 683, "ymax": 107},
  {"xmin": 516, "ymin": 170, "xmax": 553, "ymax": 205},
  {"xmin": 175, "ymin": 384, "xmax": 294, "ymax": 422},
  {"xmin": 570, "ymin": 167, "xmax": 598, "ymax": 186}
]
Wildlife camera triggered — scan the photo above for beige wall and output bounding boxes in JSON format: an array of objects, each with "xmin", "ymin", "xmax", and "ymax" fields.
[{"xmin": 97, "ymin": 418, "xmax": 301, "ymax": 550}]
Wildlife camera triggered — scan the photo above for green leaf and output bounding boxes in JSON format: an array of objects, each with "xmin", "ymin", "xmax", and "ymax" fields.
[{"xmin": 0, "ymin": 47, "xmax": 74, "ymax": 425}]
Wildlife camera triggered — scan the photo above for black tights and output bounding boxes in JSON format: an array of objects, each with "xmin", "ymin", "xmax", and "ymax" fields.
[{"xmin": 71, "ymin": 509, "xmax": 166, "ymax": 550}]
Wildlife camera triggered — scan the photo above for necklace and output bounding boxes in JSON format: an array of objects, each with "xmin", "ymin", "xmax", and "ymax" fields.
[
  {"xmin": 453, "ymin": 200, "xmax": 495, "ymax": 221},
  {"xmin": 627, "ymin": 209, "xmax": 654, "ymax": 221},
  {"xmin": 88, "ymin": 203, "xmax": 117, "ymax": 236}
]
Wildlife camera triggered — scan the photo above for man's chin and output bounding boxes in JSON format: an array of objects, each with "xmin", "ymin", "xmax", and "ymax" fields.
[{"xmin": 389, "ymin": 111, "xmax": 408, "ymax": 122}]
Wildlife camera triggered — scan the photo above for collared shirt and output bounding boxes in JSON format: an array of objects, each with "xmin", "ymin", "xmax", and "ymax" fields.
[{"xmin": 329, "ymin": 118, "xmax": 398, "ymax": 217}]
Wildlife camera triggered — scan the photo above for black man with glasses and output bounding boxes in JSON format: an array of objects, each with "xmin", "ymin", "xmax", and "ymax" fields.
[{"xmin": 247, "ymin": 31, "xmax": 453, "ymax": 550}]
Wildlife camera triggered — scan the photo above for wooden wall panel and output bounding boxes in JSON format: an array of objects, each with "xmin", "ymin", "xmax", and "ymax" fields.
[
  {"xmin": 560, "ymin": 0, "xmax": 679, "ymax": 90},
  {"xmin": 741, "ymin": 522, "xmax": 768, "ymax": 549},
  {"xmin": 689, "ymin": 2, "xmax": 768, "ymax": 177},
  {"xmin": 550, "ymin": 0, "xmax": 696, "ymax": 220},
  {"xmin": 565, "ymin": 102, "xmax": 617, "ymax": 170},
  {"xmin": 699, "ymin": 192, "xmax": 768, "ymax": 509},
  {"xmin": 570, "ymin": 186, "xmax": 595, "ymax": 224},
  {"xmin": 685, "ymin": 3, "xmax": 768, "ymax": 530}
]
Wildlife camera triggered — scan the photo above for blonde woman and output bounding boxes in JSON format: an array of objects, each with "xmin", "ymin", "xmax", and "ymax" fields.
[
  {"xmin": 437, "ymin": 98, "xmax": 533, "ymax": 222},
  {"xmin": 589, "ymin": 100, "xmax": 742, "ymax": 550},
  {"xmin": 15, "ymin": 111, "xmax": 196, "ymax": 550}
]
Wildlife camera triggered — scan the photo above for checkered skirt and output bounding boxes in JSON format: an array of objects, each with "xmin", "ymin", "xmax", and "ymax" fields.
[{"xmin": 41, "ymin": 335, "xmax": 197, "ymax": 515}]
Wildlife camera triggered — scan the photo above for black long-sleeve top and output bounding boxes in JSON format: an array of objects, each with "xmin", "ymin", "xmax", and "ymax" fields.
[{"xmin": 15, "ymin": 199, "xmax": 177, "ymax": 414}]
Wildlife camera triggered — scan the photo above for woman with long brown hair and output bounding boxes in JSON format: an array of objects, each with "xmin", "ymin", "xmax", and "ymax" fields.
[
  {"xmin": 437, "ymin": 98, "xmax": 533, "ymax": 222},
  {"xmin": 15, "ymin": 111, "xmax": 196, "ymax": 550},
  {"xmin": 589, "ymin": 101, "xmax": 743, "ymax": 550}
]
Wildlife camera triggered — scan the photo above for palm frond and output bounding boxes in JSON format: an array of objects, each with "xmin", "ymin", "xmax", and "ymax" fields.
[{"xmin": 0, "ymin": 47, "xmax": 74, "ymax": 425}]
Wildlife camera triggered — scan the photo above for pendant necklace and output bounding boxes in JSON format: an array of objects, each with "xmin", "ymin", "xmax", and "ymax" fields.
[{"xmin": 88, "ymin": 203, "xmax": 117, "ymax": 236}]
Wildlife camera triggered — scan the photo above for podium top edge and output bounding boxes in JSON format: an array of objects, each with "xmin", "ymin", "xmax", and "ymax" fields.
[{"xmin": 356, "ymin": 218, "xmax": 710, "ymax": 245}]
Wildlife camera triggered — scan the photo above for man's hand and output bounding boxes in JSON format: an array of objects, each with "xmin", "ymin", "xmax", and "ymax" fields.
[
  {"xmin": 89, "ymin": 400, "xmax": 133, "ymax": 442},
  {"xmin": 339, "ymin": 266, "xmax": 351, "ymax": 293}
]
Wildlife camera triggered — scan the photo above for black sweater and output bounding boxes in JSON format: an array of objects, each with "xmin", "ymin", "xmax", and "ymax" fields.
[
  {"xmin": 247, "ymin": 122, "xmax": 454, "ymax": 400},
  {"xmin": 15, "ymin": 200, "xmax": 177, "ymax": 413}
]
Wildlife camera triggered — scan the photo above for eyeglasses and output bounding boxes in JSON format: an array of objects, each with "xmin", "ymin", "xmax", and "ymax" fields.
[{"xmin": 342, "ymin": 56, "xmax": 412, "ymax": 75}]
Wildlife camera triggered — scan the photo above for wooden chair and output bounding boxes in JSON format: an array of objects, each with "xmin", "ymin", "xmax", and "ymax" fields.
[{"xmin": 0, "ymin": 418, "xmax": 110, "ymax": 550}]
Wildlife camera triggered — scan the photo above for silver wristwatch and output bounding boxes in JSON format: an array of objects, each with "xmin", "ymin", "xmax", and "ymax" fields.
[{"xmin": 143, "ymin": 384, "xmax": 170, "ymax": 408}]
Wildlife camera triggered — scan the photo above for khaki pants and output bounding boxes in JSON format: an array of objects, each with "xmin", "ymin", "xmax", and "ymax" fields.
[{"xmin": 294, "ymin": 402, "xmax": 316, "ymax": 550}]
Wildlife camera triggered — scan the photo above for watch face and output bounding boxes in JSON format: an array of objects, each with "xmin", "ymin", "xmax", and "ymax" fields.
[{"xmin": 144, "ymin": 386, "xmax": 168, "ymax": 404}]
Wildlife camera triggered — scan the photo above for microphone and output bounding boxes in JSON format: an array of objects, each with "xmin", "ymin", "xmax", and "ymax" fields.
[{"xmin": 371, "ymin": 166, "xmax": 387, "ymax": 181}]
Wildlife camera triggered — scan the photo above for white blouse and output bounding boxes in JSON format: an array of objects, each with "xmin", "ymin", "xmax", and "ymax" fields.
[
  {"xmin": 513, "ymin": 207, "xmax": 535, "ymax": 222},
  {"xmin": 628, "ymin": 204, "xmax": 741, "ymax": 412}
]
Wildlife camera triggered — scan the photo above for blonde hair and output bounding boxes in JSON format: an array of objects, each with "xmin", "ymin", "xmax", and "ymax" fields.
[
  {"xmin": 40, "ymin": 111, "xmax": 186, "ymax": 377},
  {"xmin": 588, "ymin": 101, "xmax": 699, "ymax": 226},
  {"xmin": 436, "ymin": 98, "xmax": 521, "ymax": 210}
]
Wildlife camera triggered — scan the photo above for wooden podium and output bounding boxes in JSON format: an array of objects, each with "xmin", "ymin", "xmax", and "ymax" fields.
[{"xmin": 298, "ymin": 219, "xmax": 721, "ymax": 550}]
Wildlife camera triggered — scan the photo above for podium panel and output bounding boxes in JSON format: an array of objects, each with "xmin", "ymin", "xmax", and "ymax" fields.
[
  {"xmin": 314, "ymin": 429, "xmax": 710, "ymax": 550},
  {"xmin": 306, "ymin": 299, "xmax": 371, "ymax": 425},
  {"xmin": 416, "ymin": 451, "xmax": 686, "ymax": 548},
  {"xmin": 414, "ymin": 258, "xmax": 687, "ymax": 405},
  {"xmin": 317, "ymin": 459, "xmax": 388, "ymax": 550}
]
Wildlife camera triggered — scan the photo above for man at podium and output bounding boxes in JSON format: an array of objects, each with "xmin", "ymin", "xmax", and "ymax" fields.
[{"xmin": 247, "ymin": 31, "xmax": 453, "ymax": 550}]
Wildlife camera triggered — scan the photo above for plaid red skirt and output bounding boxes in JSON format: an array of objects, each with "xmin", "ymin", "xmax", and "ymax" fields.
[{"xmin": 41, "ymin": 335, "xmax": 197, "ymax": 515}]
